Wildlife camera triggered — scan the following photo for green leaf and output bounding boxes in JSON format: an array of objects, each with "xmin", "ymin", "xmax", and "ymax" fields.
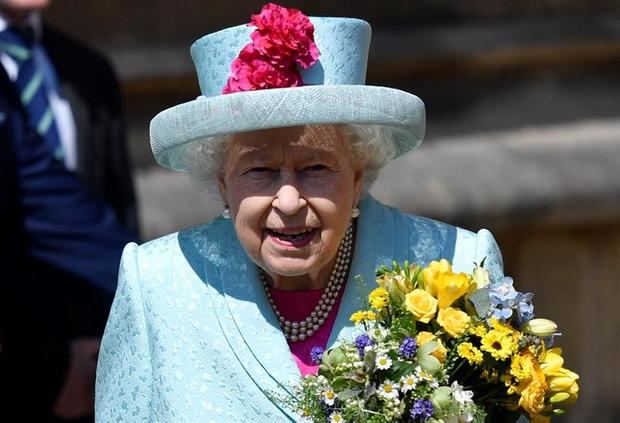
[
  {"xmin": 345, "ymin": 370, "xmax": 366, "ymax": 384},
  {"xmin": 417, "ymin": 353, "xmax": 441, "ymax": 374},
  {"xmin": 318, "ymin": 364, "xmax": 332, "ymax": 377},
  {"xmin": 390, "ymin": 361, "xmax": 415, "ymax": 380},
  {"xmin": 391, "ymin": 315, "xmax": 417, "ymax": 338},
  {"xmin": 331, "ymin": 376, "xmax": 349, "ymax": 391},
  {"xmin": 363, "ymin": 350, "xmax": 376, "ymax": 374},
  {"xmin": 338, "ymin": 388, "xmax": 359, "ymax": 401},
  {"xmin": 468, "ymin": 287, "xmax": 491, "ymax": 318},
  {"xmin": 417, "ymin": 340, "xmax": 438, "ymax": 356},
  {"xmin": 416, "ymin": 341, "xmax": 442, "ymax": 374}
]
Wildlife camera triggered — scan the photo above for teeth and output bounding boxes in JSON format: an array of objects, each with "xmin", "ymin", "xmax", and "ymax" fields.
[{"xmin": 271, "ymin": 228, "xmax": 313, "ymax": 235}]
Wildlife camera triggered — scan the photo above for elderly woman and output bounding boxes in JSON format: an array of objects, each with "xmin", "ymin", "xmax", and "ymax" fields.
[{"xmin": 95, "ymin": 4, "xmax": 503, "ymax": 422}]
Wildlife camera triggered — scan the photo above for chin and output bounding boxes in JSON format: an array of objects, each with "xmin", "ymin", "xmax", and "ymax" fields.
[{"xmin": 263, "ymin": 256, "xmax": 319, "ymax": 277}]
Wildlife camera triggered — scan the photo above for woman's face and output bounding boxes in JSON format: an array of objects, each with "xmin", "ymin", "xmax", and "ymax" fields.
[{"xmin": 219, "ymin": 125, "xmax": 363, "ymax": 287}]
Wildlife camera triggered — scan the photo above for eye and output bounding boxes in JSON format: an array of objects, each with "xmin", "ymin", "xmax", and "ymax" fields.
[
  {"xmin": 303, "ymin": 164, "xmax": 328, "ymax": 172},
  {"xmin": 244, "ymin": 166, "xmax": 273, "ymax": 173},
  {"xmin": 244, "ymin": 167, "xmax": 277, "ymax": 178}
]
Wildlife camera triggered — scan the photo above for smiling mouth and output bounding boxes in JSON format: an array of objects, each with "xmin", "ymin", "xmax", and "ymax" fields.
[{"xmin": 266, "ymin": 227, "xmax": 318, "ymax": 247}]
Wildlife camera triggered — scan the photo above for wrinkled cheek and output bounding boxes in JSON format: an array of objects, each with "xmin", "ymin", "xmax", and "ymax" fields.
[{"xmin": 232, "ymin": 221, "xmax": 263, "ymax": 258}]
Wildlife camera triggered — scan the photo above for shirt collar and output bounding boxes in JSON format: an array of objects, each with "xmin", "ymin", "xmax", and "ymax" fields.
[{"xmin": 0, "ymin": 11, "xmax": 42, "ymax": 40}]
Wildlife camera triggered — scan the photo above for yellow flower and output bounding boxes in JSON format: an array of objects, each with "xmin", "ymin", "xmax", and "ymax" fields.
[
  {"xmin": 368, "ymin": 287, "xmax": 390, "ymax": 310},
  {"xmin": 434, "ymin": 272, "xmax": 473, "ymax": 309},
  {"xmin": 539, "ymin": 348, "xmax": 564, "ymax": 374},
  {"xmin": 522, "ymin": 318, "xmax": 558, "ymax": 337},
  {"xmin": 548, "ymin": 368, "xmax": 579, "ymax": 397},
  {"xmin": 519, "ymin": 380, "xmax": 547, "ymax": 415},
  {"xmin": 349, "ymin": 310, "xmax": 377, "ymax": 324},
  {"xmin": 488, "ymin": 318, "xmax": 522, "ymax": 343},
  {"xmin": 540, "ymin": 348, "xmax": 579, "ymax": 405},
  {"xmin": 457, "ymin": 342, "xmax": 483, "ymax": 365},
  {"xmin": 421, "ymin": 259, "xmax": 451, "ymax": 296},
  {"xmin": 437, "ymin": 307, "xmax": 471, "ymax": 338},
  {"xmin": 468, "ymin": 322, "xmax": 488, "ymax": 337},
  {"xmin": 416, "ymin": 331, "xmax": 447, "ymax": 363},
  {"xmin": 480, "ymin": 329, "xmax": 519, "ymax": 360},
  {"xmin": 511, "ymin": 351, "xmax": 537, "ymax": 383},
  {"xmin": 471, "ymin": 266, "xmax": 490, "ymax": 289},
  {"xmin": 405, "ymin": 289, "xmax": 438, "ymax": 323},
  {"xmin": 377, "ymin": 272, "xmax": 413, "ymax": 303}
]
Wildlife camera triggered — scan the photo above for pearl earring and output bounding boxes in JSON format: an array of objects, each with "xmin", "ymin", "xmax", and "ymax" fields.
[
  {"xmin": 222, "ymin": 206, "xmax": 231, "ymax": 219},
  {"xmin": 351, "ymin": 206, "xmax": 360, "ymax": 218}
]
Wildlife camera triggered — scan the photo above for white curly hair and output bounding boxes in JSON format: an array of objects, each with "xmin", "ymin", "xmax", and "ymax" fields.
[{"xmin": 185, "ymin": 124, "xmax": 397, "ymax": 197}]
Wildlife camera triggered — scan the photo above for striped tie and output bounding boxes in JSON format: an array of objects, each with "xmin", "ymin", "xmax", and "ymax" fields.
[{"xmin": 0, "ymin": 27, "xmax": 63, "ymax": 161}]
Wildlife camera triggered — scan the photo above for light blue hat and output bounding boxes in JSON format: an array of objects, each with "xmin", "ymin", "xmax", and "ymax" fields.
[{"xmin": 150, "ymin": 17, "xmax": 426, "ymax": 171}]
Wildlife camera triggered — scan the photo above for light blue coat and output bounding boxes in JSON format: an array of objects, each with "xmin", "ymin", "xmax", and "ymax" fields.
[{"xmin": 95, "ymin": 196, "xmax": 504, "ymax": 422}]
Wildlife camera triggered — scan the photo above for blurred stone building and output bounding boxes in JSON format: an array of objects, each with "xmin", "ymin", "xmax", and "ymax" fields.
[{"xmin": 46, "ymin": 1, "xmax": 620, "ymax": 421}]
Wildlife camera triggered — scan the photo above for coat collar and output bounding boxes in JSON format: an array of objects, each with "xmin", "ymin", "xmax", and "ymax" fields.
[{"xmin": 178, "ymin": 195, "xmax": 408, "ymax": 406}]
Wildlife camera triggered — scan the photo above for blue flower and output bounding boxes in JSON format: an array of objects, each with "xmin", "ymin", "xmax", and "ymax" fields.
[
  {"xmin": 354, "ymin": 334, "xmax": 373, "ymax": 358},
  {"xmin": 514, "ymin": 292, "xmax": 535, "ymax": 326},
  {"xmin": 399, "ymin": 337, "xmax": 417, "ymax": 359},
  {"xmin": 410, "ymin": 399, "xmax": 433, "ymax": 421},
  {"xmin": 489, "ymin": 277, "xmax": 519, "ymax": 306},
  {"xmin": 310, "ymin": 346, "xmax": 324, "ymax": 365},
  {"xmin": 488, "ymin": 277, "xmax": 535, "ymax": 324}
]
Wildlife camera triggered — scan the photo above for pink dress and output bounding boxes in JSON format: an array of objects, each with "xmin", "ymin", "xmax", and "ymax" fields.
[{"xmin": 268, "ymin": 283, "xmax": 346, "ymax": 376}]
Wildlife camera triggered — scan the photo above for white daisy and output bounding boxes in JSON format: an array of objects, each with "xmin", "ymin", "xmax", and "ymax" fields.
[
  {"xmin": 377, "ymin": 380, "xmax": 400, "ymax": 399},
  {"xmin": 399, "ymin": 374, "xmax": 417, "ymax": 393},
  {"xmin": 322, "ymin": 389, "xmax": 337, "ymax": 406},
  {"xmin": 329, "ymin": 412, "xmax": 345, "ymax": 423},
  {"xmin": 375, "ymin": 354, "xmax": 392, "ymax": 370}
]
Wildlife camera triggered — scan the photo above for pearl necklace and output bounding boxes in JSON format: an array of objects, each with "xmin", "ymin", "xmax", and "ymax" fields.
[{"xmin": 259, "ymin": 224, "xmax": 354, "ymax": 343}]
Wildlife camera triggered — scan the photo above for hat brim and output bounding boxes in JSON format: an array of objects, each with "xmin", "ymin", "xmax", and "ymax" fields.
[{"xmin": 150, "ymin": 85, "xmax": 425, "ymax": 171}]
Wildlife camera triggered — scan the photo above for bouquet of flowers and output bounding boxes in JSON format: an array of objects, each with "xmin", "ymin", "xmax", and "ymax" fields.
[{"xmin": 287, "ymin": 259, "xmax": 579, "ymax": 422}]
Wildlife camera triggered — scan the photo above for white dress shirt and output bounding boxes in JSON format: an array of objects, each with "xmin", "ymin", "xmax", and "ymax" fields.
[{"xmin": 0, "ymin": 12, "xmax": 77, "ymax": 170}]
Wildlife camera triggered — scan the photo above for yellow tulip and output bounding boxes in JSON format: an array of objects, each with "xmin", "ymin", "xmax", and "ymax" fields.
[
  {"xmin": 540, "ymin": 348, "xmax": 564, "ymax": 374},
  {"xmin": 549, "ymin": 392, "xmax": 571, "ymax": 404},
  {"xmin": 549, "ymin": 375, "xmax": 578, "ymax": 392},
  {"xmin": 471, "ymin": 266, "xmax": 490, "ymax": 289},
  {"xmin": 522, "ymin": 319, "xmax": 558, "ymax": 337},
  {"xmin": 421, "ymin": 259, "xmax": 451, "ymax": 296},
  {"xmin": 434, "ymin": 272, "xmax": 473, "ymax": 309}
]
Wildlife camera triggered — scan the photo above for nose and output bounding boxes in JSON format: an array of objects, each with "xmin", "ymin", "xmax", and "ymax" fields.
[{"xmin": 272, "ymin": 183, "xmax": 307, "ymax": 215}]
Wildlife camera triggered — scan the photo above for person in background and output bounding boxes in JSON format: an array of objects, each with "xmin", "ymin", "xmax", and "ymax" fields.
[{"xmin": 0, "ymin": 0, "xmax": 139, "ymax": 421}]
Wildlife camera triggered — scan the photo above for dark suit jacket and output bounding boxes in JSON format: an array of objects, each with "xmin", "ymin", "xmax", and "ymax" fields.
[{"xmin": 0, "ymin": 24, "xmax": 138, "ymax": 420}]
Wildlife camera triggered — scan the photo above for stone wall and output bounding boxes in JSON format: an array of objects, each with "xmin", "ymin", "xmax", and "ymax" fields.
[
  {"xmin": 497, "ymin": 222, "xmax": 620, "ymax": 422},
  {"xmin": 45, "ymin": 0, "xmax": 620, "ymax": 46}
]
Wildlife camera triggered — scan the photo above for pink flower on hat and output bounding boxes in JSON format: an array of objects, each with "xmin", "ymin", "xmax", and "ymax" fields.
[
  {"xmin": 249, "ymin": 2, "xmax": 320, "ymax": 69},
  {"xmin": 222, "ymin": 2, "xmax": 319, "ymax": 94},
  {"xmin": 222, "ymin": 44, "xmax": 303, "ymax": 93}
]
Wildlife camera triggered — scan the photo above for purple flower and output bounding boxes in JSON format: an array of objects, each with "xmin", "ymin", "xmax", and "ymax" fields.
[
  {"xmin": 399, "ymin": 337, "xmax": 417, "ymax": 359},
  {"xmin": 410, "ymin": 399, "xmax": 433, "ymax": 421},
  {"xmin": 310, "ymin": 346, "xmax": 324, "ymax": 365},
  {"xmin": 355, "ymin": 334, "xmax": 373, "ymax": 358}
]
